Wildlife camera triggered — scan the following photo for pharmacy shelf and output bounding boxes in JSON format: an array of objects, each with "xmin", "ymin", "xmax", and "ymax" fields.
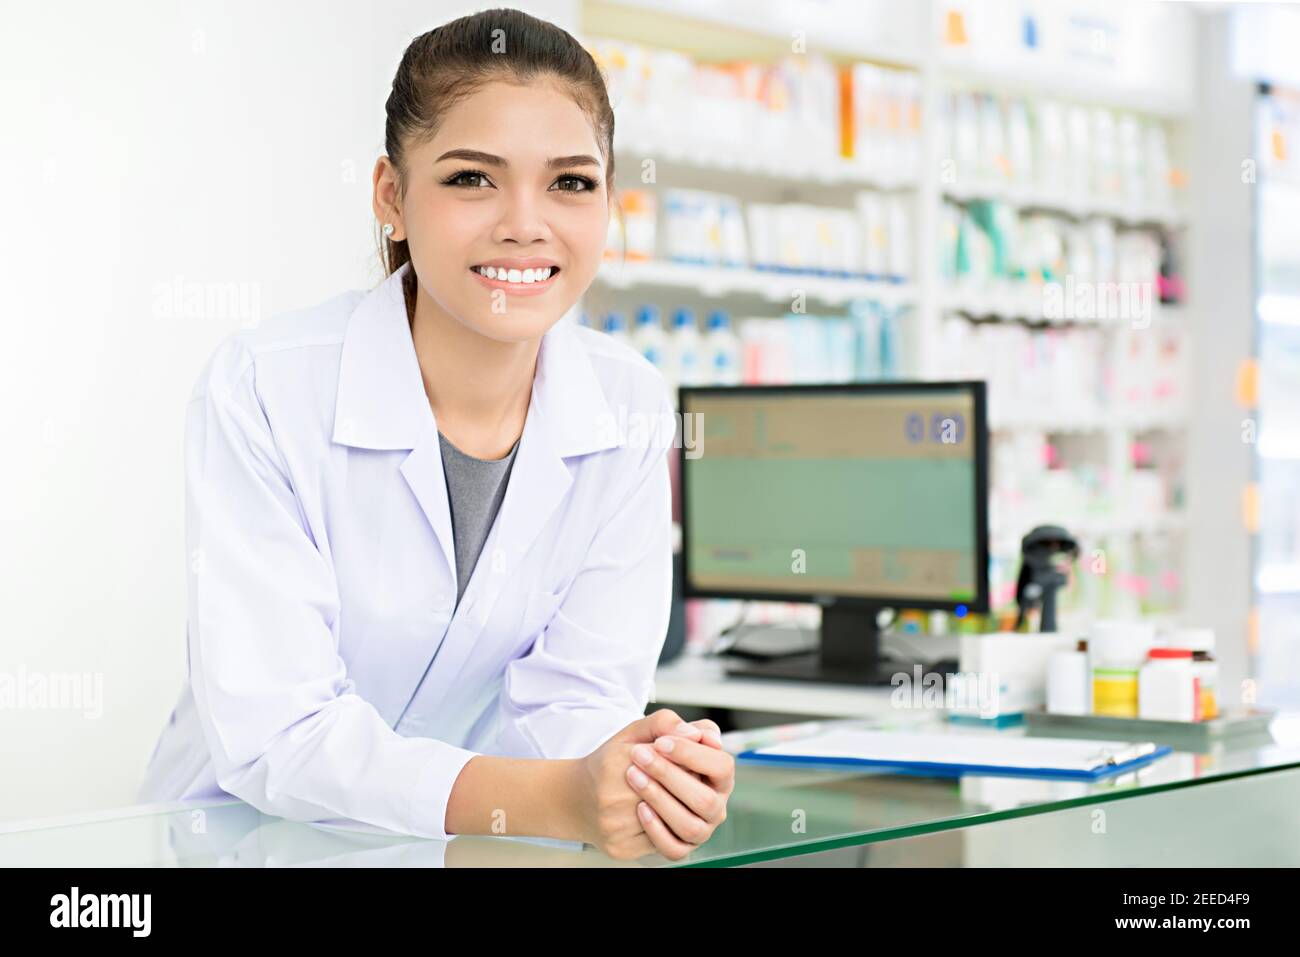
[
  {"xmin": 585, "ymin": 0, "xmax": 1199, "ymax": 620},
  {"xmin": 990, "ymin": 512, "xmax": 1188, "ymax": 551},
  {"xmin": 936, "ymin": 57, "xmax": 1194, "ymax": 119},
  {"xmin": 989, "ymin": 412, "xmax": 1187, "ymax": 434},
  {"xmin": 943, "ymin": 287, "xmax": 1185, "ymax": 325},
  {"xmin": 615, "ymin": 140, "xmax": 917, "ymax": 190},
  {"xmin": 595, "ymin": 259, "xmax": 916, "ymax": 306},
  {"xmin": 1071, "ymin": 513, "xmax": 1188, "ymax": 538},
  {"xmin": 943, "ymin": 286, "xmax": 1093, "ymax": 323},
  {"xmin": 943, "ymin": 180, "xmax": 1186, "ymax": 228},
  {"xmin": 586, "ymin": 0, "xmax": 923, "ymax": 69}
]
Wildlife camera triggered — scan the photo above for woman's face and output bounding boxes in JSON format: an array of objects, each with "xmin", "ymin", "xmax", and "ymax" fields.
[{"xmin": 375, "ymin": 78, "xmax": 610, "ymax": 343}]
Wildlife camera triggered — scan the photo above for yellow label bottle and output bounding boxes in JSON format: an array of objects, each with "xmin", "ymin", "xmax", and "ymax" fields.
[{"xmin": 1093, "ymin": 667, "xmax": 1140, "ymax": 718}]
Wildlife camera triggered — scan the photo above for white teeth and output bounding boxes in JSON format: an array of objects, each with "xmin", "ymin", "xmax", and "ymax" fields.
[{"xmin": 475, "ymin": 265, "xmax": 554, "ymax": 283}]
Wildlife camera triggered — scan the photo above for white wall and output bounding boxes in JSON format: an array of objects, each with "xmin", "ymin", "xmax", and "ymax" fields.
[{"xmin": 0, "ymin": 0, "xmax": 577, "ymax": 822}]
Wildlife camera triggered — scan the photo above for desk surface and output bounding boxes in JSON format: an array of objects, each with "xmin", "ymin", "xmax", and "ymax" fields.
[
  {"xmin": 652, "ymin": 650, "xmax": 909, "ymax": 717},
  {"xmin": 4, "ymin": 712, "xmax": 1300, "ymax": 867}
]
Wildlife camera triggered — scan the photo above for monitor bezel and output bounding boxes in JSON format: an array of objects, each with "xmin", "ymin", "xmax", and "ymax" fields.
[{"xmin": 677, "ymin": 380, "xmax": 990, "ymax": 614}]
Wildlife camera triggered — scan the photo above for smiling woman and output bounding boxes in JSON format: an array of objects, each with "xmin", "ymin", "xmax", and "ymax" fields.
[
  {"xmin": 136, "ymin": 7, "xmax": 734, "ymax": 863},
  {"xmin": 375, "ymin": 14, "xmax": 615, "ymax": 345}
]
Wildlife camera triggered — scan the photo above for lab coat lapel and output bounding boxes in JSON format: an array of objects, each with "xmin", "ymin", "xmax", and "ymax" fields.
[
  {"xmin": 396, "ymin": 387, "xmax": 572, "ymax": 725},
  {"xmin": 332, "ymin": 263, "xmax": 457, "ymax": 585},
  {"xmin": 398, "ymin": 437, "xmax": 456, "ymax": 588},
  {"xmin": 394, "ymin": 316, "xmax": 627, "ymax": 727},
  {"xmin": 479, "ymin": 314, "xmax": 628, "ymax": 599},
  {"xmin": 488, "ymin": 382, "xmax": 576, "ymax": 584}
]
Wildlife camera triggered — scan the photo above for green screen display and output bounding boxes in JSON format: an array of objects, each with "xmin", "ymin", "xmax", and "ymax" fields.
[{"xmin": 683, "ymin": 389, "xmax": 981, "ymax": 602}]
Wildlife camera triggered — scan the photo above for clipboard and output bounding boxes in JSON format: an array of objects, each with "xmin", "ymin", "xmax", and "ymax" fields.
[{"xmin": 736, "ymin": 728, "xmax": 1174, "ymax": 780}]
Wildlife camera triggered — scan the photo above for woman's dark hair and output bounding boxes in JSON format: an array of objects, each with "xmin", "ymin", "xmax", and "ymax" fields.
[{"xmin": 379, "ymin": 8, "xmax": 617, "ymax": 316}]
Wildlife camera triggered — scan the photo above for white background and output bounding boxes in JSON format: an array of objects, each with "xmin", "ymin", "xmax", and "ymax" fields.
[{"xmin": 0, "ymin": 0, "xmax": 576, "ymax": 822}]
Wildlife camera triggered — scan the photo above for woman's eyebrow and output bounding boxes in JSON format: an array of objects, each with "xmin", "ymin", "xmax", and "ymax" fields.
[
  {"xmin": 435, "ymin": 148, "xmax": 601, "ymax": 170},
  {"xmin": 547, "ymin": 153, "xmax": 601, "ymax": 170}
]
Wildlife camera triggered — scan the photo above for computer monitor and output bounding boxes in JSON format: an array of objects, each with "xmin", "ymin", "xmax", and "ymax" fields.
[{"xmin": 678, "ymin": 381, "xmax": 989, "ymax": 685}]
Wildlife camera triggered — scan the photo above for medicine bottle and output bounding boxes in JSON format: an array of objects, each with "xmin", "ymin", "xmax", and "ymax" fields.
[
  {"xmin": 1139, "ymin": 647, "xmax": 1199, "ymax": 722},
  {"xmin": 1090, "ymin": 621, "xmax": 1152, "ymax": 718},
  {"xmin": 1176, "ymin": 629, "xmax": 1219, "ymax": 720}
]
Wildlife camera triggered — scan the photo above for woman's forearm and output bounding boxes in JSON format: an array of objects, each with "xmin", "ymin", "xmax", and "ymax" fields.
[{"xmin": 444, "ymin": 754, "xmax": 586, "ymax": 841}]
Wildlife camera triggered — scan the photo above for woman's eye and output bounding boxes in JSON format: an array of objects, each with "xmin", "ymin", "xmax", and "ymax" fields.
[
  {"xmin": 552, "ymin": 174, "xmax": 596, "ymax": 193},
  {"xmin": 446, "ymin": 170, "xmax": 491, "ymax": 189}
]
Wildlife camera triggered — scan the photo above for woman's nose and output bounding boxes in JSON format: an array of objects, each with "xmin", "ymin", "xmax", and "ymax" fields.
[{"xmin": 491, "ymin": 189, "xmax": 551, "ymax": 245}]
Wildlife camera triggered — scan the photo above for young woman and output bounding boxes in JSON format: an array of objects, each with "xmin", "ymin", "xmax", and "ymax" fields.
[{"xmin": 139, "ymin": 8, "xmax": 734, "ymax": 862}]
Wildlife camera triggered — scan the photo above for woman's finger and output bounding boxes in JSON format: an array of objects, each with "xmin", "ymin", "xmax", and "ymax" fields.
[
  {"xmin": 653, "ymin": 735, "xmax": 733, "ymax": 782},
  {"xmin": 630, "ymin": 742, "xmax": 725, "ymax": 823},
  {"xmin": 627, "ymin": 763, "xmax": 712, "ymax": 844},
  {"xmin": 689, "ymin": 719, "xmax": 723, "ymax": 748},
  {"xmin": 636, "ymin": 801, "xmax": 698, "ymax": 861},
  {"xmin": 660, "ymin": 734, "xmax": 737, "ymax": 797}
]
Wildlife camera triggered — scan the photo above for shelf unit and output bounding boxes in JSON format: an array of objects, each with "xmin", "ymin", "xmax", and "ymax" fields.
[
  {"xmin": 577, "ymin": 0, "xmax": 1198, "ymax": 625},
  {"xmin": 596, "ymin": 259, "xmax": 915, "ymax": 306},
  {"xmin": 613, "ymin": 138, "xmax": 919, "ymax": 190}
]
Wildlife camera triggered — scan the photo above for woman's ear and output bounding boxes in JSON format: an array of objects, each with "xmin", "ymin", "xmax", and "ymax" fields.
[{"xmin": 372, "ymin": 156, "xmax": 407, "ymax": 241}]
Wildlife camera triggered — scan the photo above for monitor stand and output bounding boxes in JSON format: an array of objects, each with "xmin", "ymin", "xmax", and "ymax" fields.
[{"xmin": 723, "ymin": 604, "xmax": 953, "ymax": 687}]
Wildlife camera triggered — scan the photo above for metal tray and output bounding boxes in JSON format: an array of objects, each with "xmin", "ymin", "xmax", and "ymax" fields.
[{"xmin": 1023, "ymin": 708, "xmax": 1276, "ymax": 751}]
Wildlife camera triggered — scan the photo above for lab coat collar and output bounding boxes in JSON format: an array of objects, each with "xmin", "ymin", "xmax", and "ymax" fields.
[
  {"xmin": 331, "ymin": 262, "xmax": 624, "ymax": 614},
  {"xmin": 332, "ymin": 261, "xmax": 622, "ymax": 457}
]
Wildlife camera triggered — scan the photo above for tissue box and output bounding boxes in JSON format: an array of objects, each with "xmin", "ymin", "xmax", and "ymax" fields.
[{"xmin": 947, "ymin": 632, "xmax": 1078, "ymax": 720}]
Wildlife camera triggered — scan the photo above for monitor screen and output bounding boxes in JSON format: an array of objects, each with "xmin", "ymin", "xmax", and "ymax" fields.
[{"xmin": 679, "ymin": 383, "xmax": 988, "ymax": 609}]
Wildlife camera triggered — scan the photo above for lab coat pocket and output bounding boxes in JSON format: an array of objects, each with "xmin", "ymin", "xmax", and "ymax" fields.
[{"xmin": 519, "ymin": 588, "xmax": 564, "ymax": 643}]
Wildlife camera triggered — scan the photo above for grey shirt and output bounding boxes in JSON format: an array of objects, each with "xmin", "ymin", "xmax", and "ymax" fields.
[{"xmin": 438, "ymin": 431, "xmax": 520, "ymax": 609}]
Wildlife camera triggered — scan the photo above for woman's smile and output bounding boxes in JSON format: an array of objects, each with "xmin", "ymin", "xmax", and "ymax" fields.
[{"xmin": 469, "ymin": 257, "xmax": 562, "ymax": 296}]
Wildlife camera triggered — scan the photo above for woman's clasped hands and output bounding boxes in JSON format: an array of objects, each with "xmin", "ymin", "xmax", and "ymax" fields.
[{"xmin": 575, "ymin": 709, "xmax": 735, "ymax": 861}]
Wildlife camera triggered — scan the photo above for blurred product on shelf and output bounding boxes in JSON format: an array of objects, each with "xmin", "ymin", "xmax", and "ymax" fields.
[
  {"xmin": 940, "ymin": 90, "xmax": 1181, "ymax": 214},
  {"xmin": 601, "ymin": 311, "xmax": 629, "ymax": 346},
  {"xmin": 840, "ymin": 62, "xmax": 923, "ymax": 183},
  {"xmin": 667, "ymin": 307, "xmax": 705, "ymax": 388},
  {"xmin": 1259, "ymin": 90, "xmax": 1300, "ymax": 186},
  {"xmin": 939, "ymin": 198, "xmax": 1181, "ymax": 318},
  {"xmin": 1157, "ymin": 232, "xmax": 1185, "ymax": 303},
  {"xmin": 703, "ymin": 310, "xmax": 742, "ymax": 386},
  {"xmin": 607, "ymin": 188, "xmax": 657, "ymax": 262},
  {"xmin": 660, "ymin": 189, "xmax": 747, "ymax": 268},
  {"xmin": 935, "ymin": 315, "xmax": 1187, "ymax": 426},
  {"xmin": 627, "ymin": 188, "xmax": 912, "ymax": 282},
  {"xmin": 595, "ymin": 297, "xmax": 906, "ymax": 390},
  {"xmin": 850, "ymin": 297, "xmax": 903, "ymax": 381},
  {"xmin": 738, "ymin": 306, "xmax": 903, "ymax": 384},
  {"xmin": 585, "ymin": 36, "xmax": 921, "ymax": 182},
  {"xmin": 631, "ymin": 304, "xmax": 666, "ymax": 368}
]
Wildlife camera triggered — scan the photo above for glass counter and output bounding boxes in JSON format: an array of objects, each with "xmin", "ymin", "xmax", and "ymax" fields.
[{"xmin": 4, "ymin": 712, "xmax": 1298, "ymax": 867}]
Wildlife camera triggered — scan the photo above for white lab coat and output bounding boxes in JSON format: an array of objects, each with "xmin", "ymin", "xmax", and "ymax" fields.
[{"xmin": 138, "ymin": 261, "xmax": 676, "ymax": 841}]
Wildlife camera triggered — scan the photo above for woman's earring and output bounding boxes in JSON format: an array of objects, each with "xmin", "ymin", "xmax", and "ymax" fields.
[{"xmin": 382, "ymin": 223, "xmax": 395, "ymax": 239}]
